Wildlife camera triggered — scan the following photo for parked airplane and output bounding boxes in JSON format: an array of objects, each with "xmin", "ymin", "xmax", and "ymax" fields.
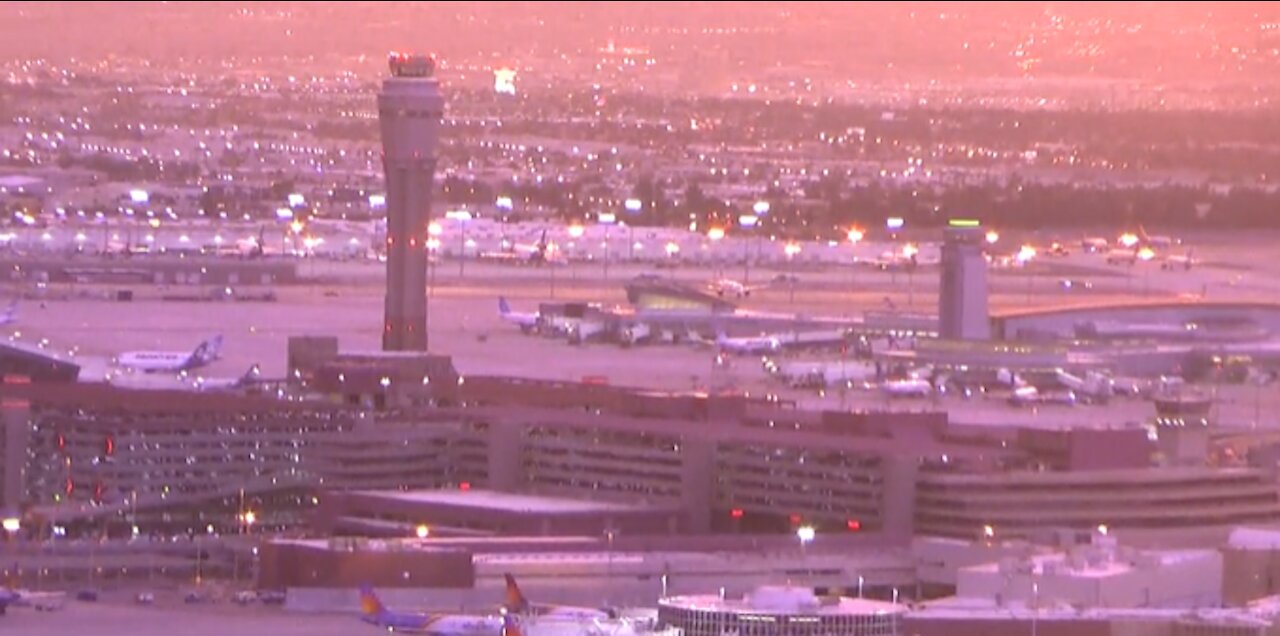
[
  {"xmin": 1138, "ymin": 225, "xmax": 1175, "ymax": 248},
  {"xmin": 0, "ymin": 300, "xmax": 16, "ymax": 326},
  {"xmin": 358, "ymin": 585, "xmax": 504, "ymax": 635},
  {"xmin": 706, "ymin": 278, "xmax": 767, "ymax": 298},
  {"xmin": 880, "ymin": 377, "xmax": 933, "ymax": 398},
  {"xmin": 1161, "ymin": 250, "xmax": 1195, "ymax": 271},
  {"xmin": 482, "ymin": 231, "xmax": 559, "ymax": 265},
  {"xmin": 0, "ymin": 588, "xmax": 65, "ymax": 614},
  {"xmin": 1008, "ymin": 384, "xmax": 1078, "ymax": 407},
  {"xmin": 1080, "ymin": 237, "xmax": 1109, "ymax": 252},
  {"xmin": 117, "ymin": 335, "xmax": 223, "ymax": 373},
  {"xmin": 713, "ymin": 330, "xmax": 780, "ymax": 355},
  {"xmin": 498, "ymin": 297, "xmax": 540, "ymax": 334},
  {"xmin": 503, "ymin": 574, "xmax": 611, "ymax": 621}
]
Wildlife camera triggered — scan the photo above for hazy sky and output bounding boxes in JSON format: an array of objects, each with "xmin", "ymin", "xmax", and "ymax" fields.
[{"xmin": 0, "ymin": 2, "xmax": 1276, "ymax": 81}]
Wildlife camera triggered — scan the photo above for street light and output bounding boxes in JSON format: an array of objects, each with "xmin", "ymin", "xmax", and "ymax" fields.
[
  {"xmin": 446, "ymin": 210, "xmax": 473, "ymax": 277},
  {"xmin": 785, "ymin": 242, "xmax": 802, "ymax": 302},
  {"xmin": 847, "ymin": 227, "xmax": 865, "ymax": 288},
  {"xmin": 416, "ymin": 524, "xmax": 430, "ymax": 539},
  {"xmin": 707, "ymin": 227, "xmax": 725, "ymax": 277},
  {"xmin": 1, "ymin": 517, "xmax": 19, "ymax": 534},
  {"xmin": 739, "ymin": 215, "xmax": 759, "ymax": 283},
  {"xmin": 985, "ymin": 230, "xmax": 1000, "ymax": 245},
  {"xmin": 598, "ymin": 212, "xmax": 617, "ymax": 279},
  {"xmin": 1017, "ymin": 245, "xmax": 1037, "ymax": 302},
  {"xmin": 1119, "ymin": 232, "xmax": 1139, "ymax": 248}
]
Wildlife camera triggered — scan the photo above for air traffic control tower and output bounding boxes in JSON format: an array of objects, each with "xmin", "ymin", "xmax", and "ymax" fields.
[
  {"xmin": 939, "ymin": 220, "xmax": 991, "ymax": 340},
  {"xmin": 378, "ymin": 53, "xmax": 444, "ymax": 351}
]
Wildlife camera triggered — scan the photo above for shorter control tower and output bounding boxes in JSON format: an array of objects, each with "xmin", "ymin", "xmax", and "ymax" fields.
[
  {"xmin": 939, "ymin": 220, "xmax": 990, "ymax": 340},
  {"xmin": 379, "ymin": 52, "xmax": 444, "ymax": 351}
]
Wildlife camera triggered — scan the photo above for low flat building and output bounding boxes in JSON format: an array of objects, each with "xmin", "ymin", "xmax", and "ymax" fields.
[{"xmin": 315, "ymin": 489, "xmax": 684, "ymax": 537}]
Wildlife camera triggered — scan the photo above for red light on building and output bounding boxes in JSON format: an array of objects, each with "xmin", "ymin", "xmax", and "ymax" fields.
[
  {"xmin": 847, "ymin": 519, "xmax": 861, "ymax": 531},
  {"xmin": 64, "ymin": 479, "xmax": 73, "ymax": 495},
  {"xmin": 730, "ymin": 508, "xmax": 744, "ymax": 519},
  {"xmin": 459, "ymin": 481, "xmax": 471, "ymax": 491},
  {"xmin": 104, "ymin": 436, "xmax": 114, "ymax": 456},
  {"xmin": 789, "ymin": 514, "xmax": 802, "ymax": 525}
]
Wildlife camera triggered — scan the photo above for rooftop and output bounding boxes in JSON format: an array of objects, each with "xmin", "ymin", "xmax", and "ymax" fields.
[
  {"xmin": 353, "ymin": 489, "xmax": 667, "ymax": 514},
  {"xmin": 661, "ymin": 587, "xmax": 907, "ymax": 617}
]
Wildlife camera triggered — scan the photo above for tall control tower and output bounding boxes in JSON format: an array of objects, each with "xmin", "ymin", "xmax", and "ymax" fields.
[
  {"xmin": 379, "ymin": 52, "xmax": 443, "ymax": 351},
  {"xmin": 939, "ymin": 220, "xmax": 991, "ymax": 340}
]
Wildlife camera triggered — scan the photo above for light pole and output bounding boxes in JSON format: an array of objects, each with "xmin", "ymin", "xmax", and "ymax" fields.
[
  {"xmin": 445, "ymin": 210, "xmax": 473, "ymax": 278},
  {"xmin": 707, "ymin": 227, "xmax": 725, "ymax": 279},
  {"xmin": 598, "ymin": 212, "xmax": 617, "ymax": 280},
  {"xmin": 739, "ymin": 214, "xmax": 759, "ymax": 283},
  {"xmin": 1017, "ymin": 245, "xmax": 1037, "ymax": 304},
  {"xmin": 785, "ymin": 242, "xmax": 802, "ymax": 302},
  {"xmin": 2, "ymin": 515, "xmax": 18, "ymax": 588},
  {"xmin": 847, "ymin": 227, "xmax": 864, "ymax": 291},
  {"xmin": 427, "ymin": 221, "xmax": 442, "ymax": 298},
  {"xmin": 568, "ymin": 224, "xmax": 585, "ymax": 282},
  {"xmin": 1138, "ymin": 247, "xmax": 1156, "ymax": 295},
  {"xmin": 903, "ymin": 243, "xmax": 919, "ymax": 307}
]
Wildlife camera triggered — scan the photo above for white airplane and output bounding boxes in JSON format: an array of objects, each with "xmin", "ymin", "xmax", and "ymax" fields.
[
  {"xmin": 714, "ymin": 330, "xmax": 780, "ymax": 355},
  {"xmin": 117, "ymin": 336, "xmax": 223, "ymax": 373},
  {"xmin": 0, "ymin": 300, "xmax": 16, "ymax": 326},
  {"xmin": 1104, "ymin": 247, "xmax": 1139, "ymax": 265},
  {"xmin": 503, "ymin": 574, "xmax": 611, "ymax": 621},
  {"xmin": 498, "ymin": 297, "xmax": 540, "ymax": 334},
  {"xmin": 1009, "ymin": 384, "xmax": 1078, "ymax": 407},
  {"xmin": 2, "ymin": 588, "xmax": 65, "ymax": 612},
  {"xmin": 880, "ymin": 377, "xmax": 933, "ymax": 398},
  {"xmin": 194, "ymin": 365, "xmax": 260, "ymax": 392},
  {"xmin": 706, "ymin": 278, "xmax": 767, "ymax": 298},
  {"xmin": 482, "ymin": 230, "xmax": 562, "ymax": 265},
  {"xmin": 358, "ymin": 585, "xmax": 506, "ymax": 635}
]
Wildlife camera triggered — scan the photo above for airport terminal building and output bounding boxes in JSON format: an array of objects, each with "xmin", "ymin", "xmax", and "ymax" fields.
[{"xmin": 5, "ymin": 371, "xmax": 1280, "ymax": 546}]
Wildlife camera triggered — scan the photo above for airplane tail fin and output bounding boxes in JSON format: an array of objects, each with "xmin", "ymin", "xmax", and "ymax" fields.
[
  {"xmin": 191, "ymin": 335, "xmax": 224, "ymax": 365},
  {"xmin": 241, "ymin": 364, "xmax": 260, "ymax": 385},
  {"xmin": 503, "ymin": 573, "xmax": 530, "ymax": 613},
  {"xmin": 499, "ymin": 297, "xmax": 511, "ymax": 316},
  {"xmin": 357, "ymin": 584, "xmax": 387, "ymax": 618}
]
